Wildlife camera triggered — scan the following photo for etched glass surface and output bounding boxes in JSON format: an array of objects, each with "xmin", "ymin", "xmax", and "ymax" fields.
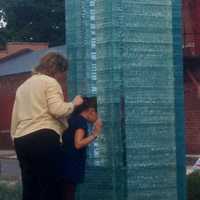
[
  {"xmin": 65, "ymin": 0, "xmax": 185, "ymax": 200},
  {"xmin": 65, "ymin": 0, "xmax": 97, "ymax": 98}
]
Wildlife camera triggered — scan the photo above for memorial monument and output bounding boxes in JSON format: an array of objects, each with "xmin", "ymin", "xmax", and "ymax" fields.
[{"xmin": 65, "ymin": 0, "xmax": 186, "ymax": 199}]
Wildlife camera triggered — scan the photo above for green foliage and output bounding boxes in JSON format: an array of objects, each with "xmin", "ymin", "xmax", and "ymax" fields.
[
  {"xmin": 0, "ymin": 27, "xmax": 7, "ymax": 49},
  {"xmin": 0, "ymin": 0, "xmax": 65, "ymax": 46},
  {"xmin": 0, "ymin": 181, "xmax": 21, "ymax": 200},
  {"xmin": 187, "ymin": 171, "xmax": 200, "ymax": 200}
]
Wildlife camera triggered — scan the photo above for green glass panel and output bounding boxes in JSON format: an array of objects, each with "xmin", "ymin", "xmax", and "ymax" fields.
[
  {"xmin": 65, "ymin": 0, "xmax": 97, "ymax": 99},
  {"xmin": 65, "ymin": 0, "xmax": 186, "ymax": 200}
]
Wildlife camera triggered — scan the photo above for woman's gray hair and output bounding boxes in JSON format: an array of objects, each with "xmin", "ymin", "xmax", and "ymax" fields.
[{"xmin": 32, "ymin": 52, "xmax": 68, "ymax": 76}]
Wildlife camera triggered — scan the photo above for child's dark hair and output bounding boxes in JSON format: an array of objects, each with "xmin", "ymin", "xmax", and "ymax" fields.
[{"xmin": 72, "ymin": 97, "xmax": 97, "ymax": 116}]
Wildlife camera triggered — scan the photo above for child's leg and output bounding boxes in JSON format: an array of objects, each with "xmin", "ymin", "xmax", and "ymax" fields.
[{"xmin": 64, "ymin": 182, "xmax": 76, "ymax": 200}]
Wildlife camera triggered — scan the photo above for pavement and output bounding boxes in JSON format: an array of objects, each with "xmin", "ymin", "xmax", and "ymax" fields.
[
  {"xmin": 0, "ymin": 150, "xmax": 199, "ymax": 180},
  {"xmin": 0, "ymin": 150, "xmax": 21, "ymax": 180}
]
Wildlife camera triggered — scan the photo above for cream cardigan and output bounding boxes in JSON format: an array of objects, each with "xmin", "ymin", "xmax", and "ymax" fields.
[{"xmin": 11, "ymin": 74, "xmax": 74, "ymax": 139}]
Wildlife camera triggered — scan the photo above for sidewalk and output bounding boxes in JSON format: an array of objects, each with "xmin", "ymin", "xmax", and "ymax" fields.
[
  {"xmin": 0, "ymin": 150, "xmax": 17, "ymax": 159},
  {"xmin": 0, "ymin": 150, "xmax": 20, "ymax": 180}
]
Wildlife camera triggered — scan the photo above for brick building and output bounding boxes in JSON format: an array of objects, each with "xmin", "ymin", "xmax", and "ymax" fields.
[
  {"xmin": 183, "ymin": 0, "xmax": 200, "ymax": 155},
  {"xmin": 0, "ymin": 45, "xmax": 67, "ymax": 149},
  {"xmin": 184, "ymin": 58, "xmax": 200, "ymax": 154}
]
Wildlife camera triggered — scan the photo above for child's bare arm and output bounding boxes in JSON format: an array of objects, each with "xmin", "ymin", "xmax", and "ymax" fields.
[
  {"xmin": 74, "ymin": 118, "xmax": 102, "ymax": 149},
  {"xmin": 74, "ymin": 129, "xmax": 96, "ymax": 149}
]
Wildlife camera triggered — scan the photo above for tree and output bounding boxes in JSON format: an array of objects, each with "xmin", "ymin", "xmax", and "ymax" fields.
[
  {"xmin": 0, "ymin": 0, "xmax": 65, "ymax": 47},
  {"xmin": 0, "ymin": 28, "xmax": 7, "ymax": 49}
]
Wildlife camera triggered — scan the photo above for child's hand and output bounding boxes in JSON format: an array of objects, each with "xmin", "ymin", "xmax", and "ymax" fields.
[{"xmin": 93, "ymin": 118, "xmax": 103, "ymax": 137}]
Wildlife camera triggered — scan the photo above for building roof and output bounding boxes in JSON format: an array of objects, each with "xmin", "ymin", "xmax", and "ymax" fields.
[
  {"xmin": 0, "ymin": 42, "xmax": 48, "ymax": 60},
  {"xmin": 0, "ymin": 45, "xmax": 66, "ymax": 77},
  {"xmin": 0, "ymin": 49, "xmax": 33, "ymax": 63}
]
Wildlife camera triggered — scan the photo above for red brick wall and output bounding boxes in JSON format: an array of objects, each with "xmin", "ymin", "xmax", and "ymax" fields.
[
  {"xmin": 185, "ymin": 70, "xmax": 200, "ymax": 154},
  {"xmin": 183, "ymin": 0, "xmax": 200, "ymax": 57},
  {"xmin": 0, "ymin": 73, "xmax": 31, "ymax": 149}
]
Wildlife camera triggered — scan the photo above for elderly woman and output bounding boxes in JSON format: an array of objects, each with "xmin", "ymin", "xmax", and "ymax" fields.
[{"xmin": 11, "ymin": 52, "xmax": 83, "ymax": 200}]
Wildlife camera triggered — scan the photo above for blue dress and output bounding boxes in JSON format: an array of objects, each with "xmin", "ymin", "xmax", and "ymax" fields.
[{"xmin": 62, "ymin": 115, "xmax": 88, "ymax": 184}]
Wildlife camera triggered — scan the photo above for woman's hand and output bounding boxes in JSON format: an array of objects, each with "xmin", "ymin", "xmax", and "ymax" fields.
[{"xmin": 72, "ymin": 95, "xmax": 83, "ymax": 107}]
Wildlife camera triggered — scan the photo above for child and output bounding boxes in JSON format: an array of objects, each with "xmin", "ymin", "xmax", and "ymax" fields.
[{"xmin": 62, "ymin": 97, "xmax": 102, "ymax": 200}]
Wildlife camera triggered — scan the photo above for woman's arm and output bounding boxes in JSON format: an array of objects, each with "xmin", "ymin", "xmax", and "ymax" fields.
[{"xmin": 46, "ymin": 78, "xmax": 83, "ymax": 118}]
